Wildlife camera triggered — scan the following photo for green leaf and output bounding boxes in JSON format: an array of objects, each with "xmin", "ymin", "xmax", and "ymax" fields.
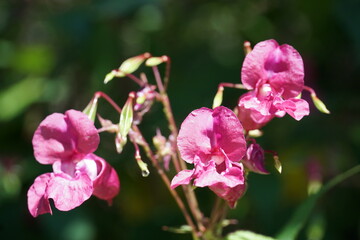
[
  {"xmin": 276, "ymin": 164, "xmax": 360, "ymax": 240},
  {"xmin": 0, "ymin": 77, "xmax": 44, "ymax": 121},
  {"xmin": 225, "ymin": 230, "xmax": 275, "ymax": 240}
]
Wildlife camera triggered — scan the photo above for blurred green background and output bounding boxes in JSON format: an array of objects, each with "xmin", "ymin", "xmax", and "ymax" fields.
[{"xmin": 0, "ymin": 0, "xmax": 359, "ymax": 239}]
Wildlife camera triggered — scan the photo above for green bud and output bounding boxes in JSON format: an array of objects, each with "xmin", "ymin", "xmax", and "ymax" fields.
[
  {"xmin": 104, "ymin": 70, "xmax": 126, "ymax": 84},
  {"xmin": 312, "ymin": 95, "xmax": 330, "ymax": 114},
  {"xmin": 145, "ymin": 56, "xmax": 167, "ymax": 67},
  {"xmin": 119, "ymin": 53, "xmax": 150, "ymax": 74},
  {"xmin": 119, "ymin": 92, "xmax": 134, "ymax": 138},
  {"xmin": 274, "ymin": 155, "xmax": 282, "ymax": 174},
  {"xmin": 83, "ymin": 96, "xmax": 99, "ymax": 122},
  {"xmin": 212, "ymin": 86, "xmax": 224, "ymax": 109}
]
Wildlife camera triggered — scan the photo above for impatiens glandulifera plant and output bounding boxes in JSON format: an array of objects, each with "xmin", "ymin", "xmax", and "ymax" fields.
[{"xmin": 27, "ymin": 40, "xmax": 339, "ymax": 240}]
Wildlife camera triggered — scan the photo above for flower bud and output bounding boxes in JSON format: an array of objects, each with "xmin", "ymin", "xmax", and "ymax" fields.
[
  {"xmin": 104, "ymin": 69, "xmax": 126, "ymax": 84},
  {"xmin": 274, "ymin": 155, "xmax": 282, "ymax": 174},
  {"xmin": 145, "ymin": 55, "xmax": 168, "ymax": 67},
  {"xmin": 83, "ymin": 95, "xmax": 99, "ymax": 122},
  {"xmin": 212, "ymin": 86, "xmax": 224, "ymax": 109},
  {"xmin": 119, "ymin": 53, "xmax": 150, "ymax": 74},
  {"xmin": 311, "ymin": 94, "xmax": 330, "ymax": 114}
]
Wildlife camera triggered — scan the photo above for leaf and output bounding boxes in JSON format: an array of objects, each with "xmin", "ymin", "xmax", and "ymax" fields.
[
  {"xmin": 225, "ymin": 230, "xmax": 275, "ymax": 240},
  {"xmin": 276, "ymin": 164, "xmax": 360, "ymax": 240},
  {"xmin": 0, "ymin": 77, "xmax": 44, "ymax": 121}
]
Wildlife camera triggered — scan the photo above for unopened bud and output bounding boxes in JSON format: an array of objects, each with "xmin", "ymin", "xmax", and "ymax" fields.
[
  {"xmin": 244, "ymin": 41, "xmax": 252, "ymax": 55},
  {"xmin": 311, "ymin": 94, "xmax": 330, "ymax": 114},
  {"xmin": 212, "ymin": 86, "xmax": 224, "ymax": 109},
  {"xmin": 274, "ymin": 155, "xmax": 282, "ymax": 174},
  {"xmin": 119, "ymin": 92, "xmax": 135, "ymax": 141},
  {"xmin": 145, "ymin": 56, "xmax": 167, "ymax": 67},
  {"xmin": 83, "ymin": 95, "xmax": 99, "ymax": 122},
  {"xmin": 119, "ymin": 53, "xmax": 150, "ymax": 74},
  {"xmin": 104, "ymin": 69, "xmax": 126, "ymax": 84}
]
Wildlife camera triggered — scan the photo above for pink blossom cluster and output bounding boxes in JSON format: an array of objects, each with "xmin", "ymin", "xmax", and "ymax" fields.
[
  {"xmin": 171, "ymin": 40, "xmax": 310, "ymax": 207},
  {"xmin": 28, "ymin": 110, "xmax": 119, "ymax": 217}
]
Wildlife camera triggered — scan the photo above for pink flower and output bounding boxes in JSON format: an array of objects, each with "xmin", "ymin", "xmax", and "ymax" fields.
[
  {"xmin": 237, "ymin": 40, "xmax": 309, "ymax": 130},
  {"xmin": 242, "ymin": 143, "xmax": 269, "ymax": 174},
  {"xmin": 170, "ymin": 107, "xmax": 247, "ymax": 207},
  {"xmin": 28, "ymin": 110, "xmax": 120, "ymax": 217}
]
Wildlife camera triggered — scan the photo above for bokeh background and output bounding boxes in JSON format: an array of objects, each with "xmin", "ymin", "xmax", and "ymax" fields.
[{"xmin": 0, "ymin": 0, "xmax": 359, "ymax": 239}]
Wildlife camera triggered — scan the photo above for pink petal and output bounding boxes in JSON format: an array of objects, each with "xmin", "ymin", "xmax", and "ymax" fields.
[
  {"xmin": 194, "ymin": 163, "xmax": 244, "ymax": 188},
  {"xmin": 177, "ymin": 107, "xmax": 246, "ymax": 163},
  {"xmin": 242, "ymin": 40, "xmax": 279, "ymax": 90},
  {"xmin": 32, "ymin": 110, "xmax": 100, "ymax": 165},
  {"xmin": 241, "ymin": 39, "xmax": 304, "ymax": 99},
  {"xmin": 27, "ymin": 173, "xmax": 53, "ymax": 217},
  {"xmin": 212, "ymin": 107, "xmax": 246, "ymax": 162},
  {"xmin": 277, "ymin": 98, "xmax": 310, "ymax": 120},
  {"xmin": 47, "ymin": 172, "xmax": 93, "ymax": 211},
  {"xmin": 210, "ymin": 182, "xmax": 247, "ymax": 208},
  {"xmin": 177, "ymin": 108, "xmax": 214, "ymax": 163},
  {"xmin": 170, "ymin": 169, "xmax": 195, "ymax": 189},
  {"xmin": 91, "ymin": 155, "xmax": 120, "ymax": 204},
  {"xmin": 32, "ymin": 113, "xmax": 75, "ymax": 164},
  {"xmin": 237, "ymin": 92, "xmax": 274, "ymax": 130},
  {"xmin": 242, "ymin": 143, "xmax": 269, "ymax": 174},
  {"xmin": 65, "ymin": 110, "xmax": 100, "ymax": 154}
]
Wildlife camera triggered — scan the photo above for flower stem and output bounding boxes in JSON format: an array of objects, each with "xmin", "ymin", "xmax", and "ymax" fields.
[
  {"xmin": 152, "ymin": 66, "xmax": 206, "ymax": 233},
  {"xmin": 131, "ymin": 125, "xmax": 200, "ymax": 239}
]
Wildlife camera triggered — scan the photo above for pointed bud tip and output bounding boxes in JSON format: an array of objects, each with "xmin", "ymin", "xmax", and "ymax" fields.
[
  {"xmin": 312, "ymin": 96, "xmax": 330, "ymax": 114},
  {"xmin": 274, "ymin": 156, "xmax": 282, "ymax": 174}
]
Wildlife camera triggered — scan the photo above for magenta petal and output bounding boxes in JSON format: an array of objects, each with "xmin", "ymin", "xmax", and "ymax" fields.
[
  {"xmin": 170, "ymin": 169, "xmax": 195, "ymax": 189},
  {"xmin": 178, "ymin": 107, "xmax": 246, "ymax": 163},
  {"xmin": 91, "ymin": 155, "xmax": 120, "ymax": 203},
  {"xmin": 47, "ymin": 173, "xmax": 93, "ymax": 211},
  {"xmin": 65, "ymin": 110, "xmax": 100, "ymax": 154},
  {"xmin": 210, "ymin": 182, "xmax": 246, "ymax": 208},
  {"xmin": 242, "ymin": 40, "xmax": 279, "ymax": 90},
  {"xmin": 32, "ymin": 113, "xmax": 75, "ymax": 164},
  {"xmin": 278, "ymin": 98, "xmax": 310, "ymax": 120},
  {"xmin": 243, "ymin": 143, "xmax": 269, "ymax": 174},
  {"xmin": 27, "ymin": 173, "xmax": 53, "ymax": 217},
  {"xmin": 241, "ymin": 39, "xmax": 304, "ymax": 99},
  {"xmin": 195, "ymin": 164, "xmax": 244, "ymax": 188},
  {"xmin": 237, "ymin": 92, "xmax": 274, "ymax": 130},
  {"xmin": 177, "ymin": 108, "xmax": 214, "ymax": 163},
  {"xmin": 32, "ymin": 110, "xmax": 100, "ymax": 165},
  {"xmin": 212, "ymin": 107, "xmax": 246, "ymax": 162}
]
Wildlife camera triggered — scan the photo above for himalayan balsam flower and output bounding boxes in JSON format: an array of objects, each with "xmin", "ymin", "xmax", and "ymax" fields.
[
  {"xmin": 237, "ymin": 39, "xmax": 310, "ymax": 130},
  {"xmin": 171, "ymin": 106, "xmax": 247, "ymax": 207},
  {"xmin": 28, "ymin": 110, "xmax": 120, "ymax": 217}
]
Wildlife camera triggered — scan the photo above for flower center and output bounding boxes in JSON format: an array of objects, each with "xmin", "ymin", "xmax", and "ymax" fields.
[
  {"xmin": 210, "ymin": 155, "xmax": 225, "ymax": 165},
  {"xmin": 257, "ymin": 83, "xmax": 273, "ymax": 100}
]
